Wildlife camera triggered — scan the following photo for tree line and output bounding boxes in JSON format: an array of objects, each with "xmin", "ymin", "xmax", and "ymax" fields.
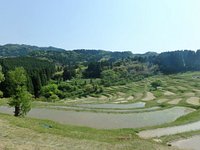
[
  {"xmin": 0, "ymin": 57, "xmax": 55, "ymax": 97},
  {"xmin": 155, "ymin": 50, "xmax": 200, "ymax": 74}
]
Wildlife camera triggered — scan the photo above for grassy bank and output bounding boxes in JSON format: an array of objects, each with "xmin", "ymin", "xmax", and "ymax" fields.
[{"xmin": 0, "ymin": 113, "xmax": 176, "ymax": 150}]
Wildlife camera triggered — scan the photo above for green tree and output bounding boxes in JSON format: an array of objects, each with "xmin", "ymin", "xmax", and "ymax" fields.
[
  {"xmin": 101, "ymin": 70, "xmax": 119, "ymax": 86},
  {"xmin": 0, "ymin": 66, "xmax": 4, "ymax": 82},
  {"xmin": 84, "ymin": 62, "xmax": 102, "ymax": 78},
  {"xmin": 7, "ymin": 67, "xmax": 32, "ymax": 117},
  {"xmin": 49, "ymin": 94, "xmax": 59, "ymax": 102},
  {"xmin": 151, "ymin": 80, "xmax": 162, "ymax": 90},
  {"xmin": 63, "ymin": 66, "xmax": 76, "ymax": 80},
  {"xmin": 0, "ymin": 66, "xmax": 5, "ymax": 97},
  {"xmin": 41, "ymin": 84, "xmax": 59, "ymax": 98}
]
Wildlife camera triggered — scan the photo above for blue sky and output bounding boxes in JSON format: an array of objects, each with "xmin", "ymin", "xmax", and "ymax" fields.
[{"xmin": 0, "ymin": 0, "xmax": 200, "ymax": 53}]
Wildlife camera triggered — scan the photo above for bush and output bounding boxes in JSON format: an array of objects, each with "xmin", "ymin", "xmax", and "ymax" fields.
[
  {"xmin": 58, "ymin": 82, "xmax": 74, "ymax": 92},
  {"xmin": 151, "ymin": 80, "xmax": 162, "ymax": 90},
  {"xmin": 49, "ymin": 94, "xmax": 59, "ymax": 102},
  {"xmin": 101, "ymin": 70, "xmax": 120, "ymax": 87},
  {"xmin": 41, "ymin": 84, "xmax": 59, "ymax": 98}
]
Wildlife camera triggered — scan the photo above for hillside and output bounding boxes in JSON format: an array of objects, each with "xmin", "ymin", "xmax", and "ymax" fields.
[
  {"xmin": 0, "ymin": 44, "xmax": 159, "ymax": 64},
  {"xmin": 0, "ymin": 44, "xmax": 65, "ymax": 57},
  {"xmin": 1, "ymin": 44, "xmax": 200, "ymax": 74}
]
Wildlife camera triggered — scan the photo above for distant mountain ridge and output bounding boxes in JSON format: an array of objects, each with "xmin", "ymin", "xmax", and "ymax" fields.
[
  {"xmin": 0, "ymin": 44, "xmax": 65, "ymax": 57},
  {"xmin": 0, "ymin": 44, "xmax": 158, "ymax": 58},
  {"xmin": 0, "ymin": 44, "xmax": 144, "ymax": 64},
  {"xmin": 1, "ymin": 44, "xmax": 200, "ymax": 74}
]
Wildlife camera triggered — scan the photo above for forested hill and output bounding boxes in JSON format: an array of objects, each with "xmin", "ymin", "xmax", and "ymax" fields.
[
  {"xmin": 1, "ymin": 44, "xmax": 200, "ymax": 74},
  {"xmin": 29, "ymin": 49, "xmax": 135, "ymax": 64},
  {"xmin": 0, "ymin": 44, "xmax": 65, "ymax": 57},
  {"xmin": 0, "ymin": 44, "xmax": 159, "ymax": 65},
  {"xmin": 0, "ymin": 44, "xmax": 136, "ymax": 64},
  {"xmin": 155, "ymin": 50, "xmax": 200, "ymax": 73}
]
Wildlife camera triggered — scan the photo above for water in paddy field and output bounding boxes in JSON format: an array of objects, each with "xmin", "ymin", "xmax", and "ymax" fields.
[
  {"xmin": 0, "ymin": 106, "xmax": 194, "ymax": 129},
  {"xmin": 74, "ymin": 102, "xmax": 146, "ymax": 109}
]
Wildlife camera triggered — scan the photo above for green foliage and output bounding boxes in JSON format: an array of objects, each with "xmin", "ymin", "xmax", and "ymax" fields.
[
  {"xmin": 0, "ymin": 66, "xmax": 4, "ymax": 82},
  {"xmin": 58, "ymin": 82, "xmax": 74, "ymax": 92},
  {"xmin": 0, "ymin": 57, "xmax": 55, "ymax": 97},
  {"xmin": 101, "ymin": 70, "xmax": 119, "ymax": 87},
  {"xmin": 63, "ymin": 66, "xmax": 76, "ymax": 80},
  {"xmin": 151, "ymin": 80, "xmax": 162, "ymax": 90},
  {"xmin": 83, "ymin": 62, "xmax": 102, "ymax": 78},
  {"xmin": 41, "ymin": 79, "xmax": 103, "ymax": 100},
  {"xmin": 0, "ymin": 44, "xmax": 65, "ymax": 57},
  {"xmin": 99, "ymin": 58, "xmax": 157, "ymax": 87},
  {"xmin": 41, "ymin": 84, "xmax": 59, "ymax": 98},
  {"xmin": 0, "ymin": 65, "xmax": 5, "ymax": 97},
  {"xmin": 0, "ymin": 91, "xmax": 3, "ymax": 98},
  {"xmin": 29, "ymin": 48, "xmax": 134, "ymax": 66},
  {"xmin": 7, "ymin": 67, "xmax": 32, "ymax": 116},
  {"xmin": 49, "ymin": 94, "xmax": 59, "ymax": 102},
  {"xmin": 156, "ymin": 50, "xmax": 200, "ymax": 74},
  {"xmin": 3, "ymin": 44, "xmax": 200, "ymax": 76}
]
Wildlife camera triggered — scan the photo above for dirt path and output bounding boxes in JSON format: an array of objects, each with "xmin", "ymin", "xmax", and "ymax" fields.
[{"xmin": 138, "ymin": 120, "xmax": 200, "ymax": 139}]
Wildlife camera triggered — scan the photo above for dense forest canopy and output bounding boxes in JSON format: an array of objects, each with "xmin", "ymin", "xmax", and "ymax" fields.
[
  {"xmin": 155, "ymin": 50, "xmax": 200, "ymax": 73},
  {"xmin": 0, "ymin": 57, "xmax": 55, "ymax": 97}
]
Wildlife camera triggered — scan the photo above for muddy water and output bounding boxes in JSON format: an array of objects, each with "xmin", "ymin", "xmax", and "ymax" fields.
[
  {"xmin": 75, "ymin": 102, "xmax": 146, "ymax": 109},
  {"xmin": 171, "ymin": 135, "xmax": 200, "ymax": 150},
  {"xmin": 0, "ymin": 106, "xmax": 193, "ymax": 129}
]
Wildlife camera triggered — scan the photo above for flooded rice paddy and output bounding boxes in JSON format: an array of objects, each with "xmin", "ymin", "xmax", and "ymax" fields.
[
  {"xmin": 171, "ymin": 135, "xmax": 200, "ymax": 150},
  {"xmin": 138, "ymin": 120, "xmax": 200, "ymax": 139},
  {"xmin": 48, "ymin": 105, "xmax": 160, "ymax": 113},
  {"xmin": 0, "ymin": 106, "xmax": 194, "ymax": 129},
  {"xmin": 75, "ymin": 102, "xmax": 146, "ymax": 109}
]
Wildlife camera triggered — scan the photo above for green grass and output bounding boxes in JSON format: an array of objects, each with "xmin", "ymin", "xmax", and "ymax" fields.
[
  {"xmin": 0, "ymin": 113, "xmax": 174, "ymax": 150},
  {"xmin": 168, "ymin": 108, "xmax": 200, "ymax": 126},
  {"xmin": 160, "ymin": 130, "xmax": 200, "ymax": 144},
  {"xmin": 0, "ymin": 98, "xmax": 9, "ymax": 106}
]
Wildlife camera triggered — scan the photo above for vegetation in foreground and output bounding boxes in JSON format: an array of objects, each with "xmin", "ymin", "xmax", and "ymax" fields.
[{"xmin": 0, "ymin": 113, "xmax": 177, "ymax": 150}]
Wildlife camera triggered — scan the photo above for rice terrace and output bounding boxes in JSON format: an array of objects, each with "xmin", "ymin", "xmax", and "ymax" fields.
[{"xmin": 1, "ymin": 0, "xmax": 200, "ymax": 150}]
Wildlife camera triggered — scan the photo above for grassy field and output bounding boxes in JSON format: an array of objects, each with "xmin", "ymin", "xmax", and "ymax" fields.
[
  {"xmin": 1, "ymin": 72, "xmax": 200, "ymax": 149},
  {"xmin": 0, "ymin": 113, "xmax": 177, "ymax": 150}
]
